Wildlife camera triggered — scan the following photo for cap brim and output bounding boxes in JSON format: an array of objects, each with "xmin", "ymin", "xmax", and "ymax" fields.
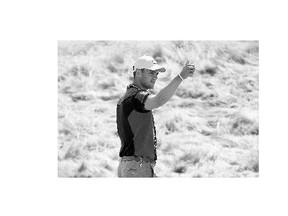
[{"xmin": 149, "ymin": 65, "xmax": 166, "ymax": 72}]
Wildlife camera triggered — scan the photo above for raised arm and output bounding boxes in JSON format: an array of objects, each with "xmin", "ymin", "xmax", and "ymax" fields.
[{"xmin": 144, "ymin": 62, "xmax": 195, "ymax": 110}]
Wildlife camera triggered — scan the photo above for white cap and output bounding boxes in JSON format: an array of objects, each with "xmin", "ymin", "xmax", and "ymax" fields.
[{"xmin": 133, "ymin": 55, "xmax": 166, "ymax": 72}]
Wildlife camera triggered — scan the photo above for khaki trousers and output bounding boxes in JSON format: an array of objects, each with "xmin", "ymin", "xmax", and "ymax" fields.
[{"xmin": 117, "ymin": 160, "xmax": 157, "ymax": 178}]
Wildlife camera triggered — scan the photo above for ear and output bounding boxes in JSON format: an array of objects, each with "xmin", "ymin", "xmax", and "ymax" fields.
[{"xmin": 135, "ymin": 69, "xmax": 142, "ymax": 78}]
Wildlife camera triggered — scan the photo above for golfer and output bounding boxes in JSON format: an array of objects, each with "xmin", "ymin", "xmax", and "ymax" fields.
[{"xmin": 116, "ymin": 55, "xmax": 195, "ymax": 177}]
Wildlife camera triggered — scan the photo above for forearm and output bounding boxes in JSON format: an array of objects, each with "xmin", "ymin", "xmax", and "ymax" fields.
[{"xmin": 155, "ymin": 75, "xmax": 183, "ymax": 107}]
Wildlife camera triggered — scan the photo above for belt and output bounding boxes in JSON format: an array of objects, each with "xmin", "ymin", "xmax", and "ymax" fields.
[{"xmin": 121, "ymin": 156, "xmax": 155, "ymax": 163}]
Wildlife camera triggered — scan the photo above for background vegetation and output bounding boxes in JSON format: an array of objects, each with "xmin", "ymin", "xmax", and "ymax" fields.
[{"xmin": 58, "ymin": 41, "xmax": 259, "ymax": 177}]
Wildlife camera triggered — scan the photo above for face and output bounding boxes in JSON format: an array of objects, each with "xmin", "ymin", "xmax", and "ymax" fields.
[{"xmin": 137, "ymin": 69, "xmax": 159, "ymax": 89}]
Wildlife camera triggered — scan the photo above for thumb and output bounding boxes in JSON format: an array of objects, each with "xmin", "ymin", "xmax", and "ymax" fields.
[{"xmin": 185, "ymin": 60, "xmax": 190, "ymax": 66}]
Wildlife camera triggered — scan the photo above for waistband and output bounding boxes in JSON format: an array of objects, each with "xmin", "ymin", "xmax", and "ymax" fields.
[{"xmin": 120, "ymin": 156, "xmax": 155, "ymax": 163}]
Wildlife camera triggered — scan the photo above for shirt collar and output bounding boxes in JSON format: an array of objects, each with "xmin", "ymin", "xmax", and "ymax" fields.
[{"xmin": 127, "ymin": 84, "xmax": 145, "ymax": 91}]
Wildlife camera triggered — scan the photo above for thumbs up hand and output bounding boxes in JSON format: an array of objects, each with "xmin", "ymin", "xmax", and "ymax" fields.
[{"xmin": 180, "ymin": 60, "xmax": 195, "ymax": 79}]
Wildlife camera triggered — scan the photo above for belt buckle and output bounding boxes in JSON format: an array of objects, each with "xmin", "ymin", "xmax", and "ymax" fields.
[{"xmin": 139, "ymin": 157, "xmax": 143, "ymax": 167}]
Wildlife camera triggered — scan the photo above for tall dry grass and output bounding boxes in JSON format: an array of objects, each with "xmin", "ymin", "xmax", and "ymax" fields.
[{"xmin": 58, "ymin": 41, "xmax": 259, "ymax": 177}]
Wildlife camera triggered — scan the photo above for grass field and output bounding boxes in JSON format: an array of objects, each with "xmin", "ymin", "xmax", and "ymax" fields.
[{"xmin": 58, "ymin": 41, "xmax": 259, "ymax": 177}]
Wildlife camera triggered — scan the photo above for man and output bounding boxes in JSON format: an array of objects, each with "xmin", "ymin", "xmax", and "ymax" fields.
[{"xmin": 116, "ymin": 55, "xmax": 195, "ymax": 177}]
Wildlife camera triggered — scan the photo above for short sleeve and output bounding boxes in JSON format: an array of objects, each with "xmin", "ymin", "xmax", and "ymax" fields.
[{"xmin": 133, "ymin": 90, "xmax": 150, "ymax": 112}]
